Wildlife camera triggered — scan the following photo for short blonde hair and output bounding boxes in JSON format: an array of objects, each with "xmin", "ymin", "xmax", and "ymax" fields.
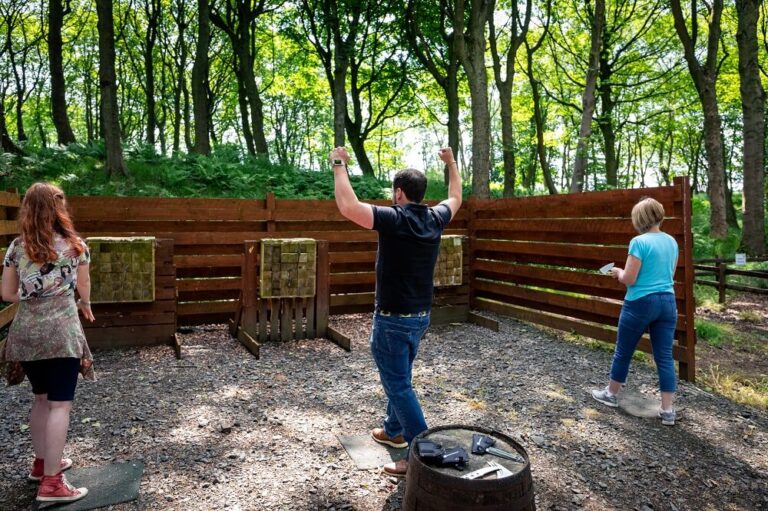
[{"xmin": 631, "ymin": 197, "xmax": 664, "ymax": 233}]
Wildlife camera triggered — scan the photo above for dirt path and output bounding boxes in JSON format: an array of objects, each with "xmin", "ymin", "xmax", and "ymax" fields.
[{"xmin": 1, "ymin": 314, "xmax": 766, "ymax": 510}]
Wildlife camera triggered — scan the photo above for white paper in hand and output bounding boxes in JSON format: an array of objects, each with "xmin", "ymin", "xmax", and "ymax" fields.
[{"xmin": 599, "ymin": 262, "xmax": 615, "ymax": 274}]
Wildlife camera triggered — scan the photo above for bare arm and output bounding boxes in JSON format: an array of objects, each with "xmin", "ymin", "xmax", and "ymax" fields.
[
  {"xmin": 331, "ymin": 147, "xmax": 374, "ymax": 230},
  {"xmin": 438, "ymin": 147, "xmax": 462, "ymax": 220},
  {"xmin": 76, "ymin": 263, "xmax": 95, "ymax": 322},
  {"xmin": 611, "ymin": 255, "xmax": 642, "ymax": 286},
  {"xmin": 1, "ymin": 266, "xmax": 20, "ymax": 303}
]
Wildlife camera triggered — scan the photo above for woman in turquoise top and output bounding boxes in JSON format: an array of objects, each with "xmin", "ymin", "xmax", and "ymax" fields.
[{"xmin": 591, "ymin": 198, "xmax": 680, "ymax": 425}]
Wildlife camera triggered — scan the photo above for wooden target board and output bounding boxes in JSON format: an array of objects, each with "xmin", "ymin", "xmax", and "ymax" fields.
[
  {"xmin": 433, "ymin": 235, "xmax": 463, "ymax": 287},
  {"xmin": 88, "ymin": 237, "xmax": 156, "ymax": 303},
  {"xmin": 259, "ymin": 238, "xmax": 317, "ymax": 298}
]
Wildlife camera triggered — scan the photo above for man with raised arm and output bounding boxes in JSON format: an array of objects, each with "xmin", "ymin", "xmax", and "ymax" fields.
[{"xmin": 330, "ymin": 146, "xmax": 462, "ymax": 477}]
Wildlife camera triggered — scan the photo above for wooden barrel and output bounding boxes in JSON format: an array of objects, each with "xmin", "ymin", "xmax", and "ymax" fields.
[{"xmin": 403, "ymin": 425, "xmax": 535, "ymax": 511}]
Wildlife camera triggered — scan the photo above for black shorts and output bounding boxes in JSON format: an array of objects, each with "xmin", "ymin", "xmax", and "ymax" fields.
[{"xmin": 20, "ymin": 358, "xmax": 80, "ymax": 402}]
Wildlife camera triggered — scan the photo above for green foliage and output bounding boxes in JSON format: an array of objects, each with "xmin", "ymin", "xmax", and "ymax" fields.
[
  {"xmin": 0, "ymin": 144, "xmax": 389, "ymax": 200},
  {"xmin": 690, "ymin": 194, "xmax": 746, "ymax": 259},
  {"xmin": 695, "ymin": 319, "xmax": 729, "ymax": 348}
]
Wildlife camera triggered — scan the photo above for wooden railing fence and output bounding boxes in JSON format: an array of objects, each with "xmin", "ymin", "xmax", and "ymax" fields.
[{"xmin": 694, "ymin": 257, "xmax": 768, "ymax": 303}]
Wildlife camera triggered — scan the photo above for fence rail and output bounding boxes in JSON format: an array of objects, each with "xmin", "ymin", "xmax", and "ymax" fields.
[{"xmin": 694, "ymin": 257, "xmax": 768, "ymax": 303}]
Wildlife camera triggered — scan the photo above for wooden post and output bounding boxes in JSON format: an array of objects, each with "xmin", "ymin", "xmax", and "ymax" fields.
[
  {"xmin": 467, "ymin": 200, "xmax": 477, "ymax": 310},
  {"xmin": 315, "ymin": 240, "xmax": 330, "ymax": 337},
  {"xmin": 717, "ymin": 261, "xmax": 727, "ymax": 304},
  {"xmin": 241, "ymin": 241, "xmax": 259, "ymax": 336},
  {"xmin": 677, "ymin": 176, "xmax": 696, "ymax": 382},
  {"xmin": 266, "ymin": 192, "xmax": 276, "ymax": 233}
]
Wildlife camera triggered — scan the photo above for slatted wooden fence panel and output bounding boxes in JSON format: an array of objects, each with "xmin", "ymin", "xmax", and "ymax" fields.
[
  {"xmin": 470, "ymin": 177, "xmax": 696, "ymax": 381},
  {"xmin": 68, "ymin": 195, "xmax": 471, "ymax": 326},
  {"xmin": 0, "ymin": 192, "xmax": 20, "ymax": 334}
]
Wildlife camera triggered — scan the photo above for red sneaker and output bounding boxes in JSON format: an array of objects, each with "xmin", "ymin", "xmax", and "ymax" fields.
[
  {"xmin": 28, "ymin": 458, "xmax": 73, "ymax": 482},
  {"xmin": 36, "ymin": 473, "xmax": 88, "ymax": 503}
]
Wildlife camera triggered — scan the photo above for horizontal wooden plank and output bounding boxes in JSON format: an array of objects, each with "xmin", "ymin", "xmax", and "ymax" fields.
[
  {"xmin": 332, "ymin": 272, "xmax": 377, "ymax": 286},
  {"xmin": 430, "ymin": 305, "xmax": 470, "ymax": 325},
  {"xmin": 80, "ymin": 220, "xmax": 269, "ymax": 233},
  {"xmin": 91, "ymin": 300, "xmax": 176, "ymax": 314},
  {"xmin": 178, "ymin": 289, "xmax": 240, "ymax": 302},
  {"xmin": 471, "ymin": 186, "xmax": 682, "ymax": 219},
  {"xmin": 83, "ymin": 311, "xmax": 176, "ymax": 328},
  {"xmin": 474, "ymin": 298, "xmax": 689, "ymax": 361},
  {"xmin": 0, "ymin": 192, "xmax": 20, "ymax": 208},
  {"xmin": 78, "ymin": 230, "xmax": 381, "ymax": 245},
  {"xmin": 473, "ymin": 278, "xmax": 687, "ymax": 333},
  {"xmin": 474, "ymin": 239, "xmax": 686, "ymax": 268},
  {"xmin": 330, "ymin": 251, "xmax": 377, "ymax": 264},
  {"xmin": 85, "ymin": 324, "xmax": 175, "ymax": 347},
  {"xmin": 177, "ymin": 267, "xmax": 241, "ymax": 279},
  {"xmin": 174, "ymin": 254, "xmax": 243, "ymax": 268},
  {"xmin": 177, "ymin": 277, "xmax": 242, "ymax": 292},
  {"xmin": 474, "ymin": 218, "xmax": 684, "ymax": 236},
  {"xmin": 0, "ymin": 303, "xmax": 18, "ymax": 328},
  {"xmin": 177, "ymin": 300, "xmax": 238, "ymax": 316},
  {"xmin": 0, "ymin": 220, "xmax": 19, "ymax": 236},
  {"xmin": 724, "ymin": 283, "xmax": 768, "ymax": 295},
  {"xmin": 473, "ymin": 259, "xmax": 686, "ymax": 300},
  {"xmin": 725, "ymin": 268, "xmax": 768, "ymax": 278},
  {"xmin": 330, "ymin": 292, "xmax": 375, "ymax": 307},
  {"xmin": 69, "ymin": 195, "xmax": 267, "ymax": 209}
]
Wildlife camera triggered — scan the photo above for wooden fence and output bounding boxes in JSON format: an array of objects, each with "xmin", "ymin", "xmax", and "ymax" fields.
[
  {"xmin": 0, "ymin": 192, "xmax": 20, "ymax": 338},
  {"xmin": 3, "ymin": 178, "xmax": 697, "ymax": 381},
  {"xmin": 470, "ymin": 176, "xmax": 696, "ymax": 381},
  {"xmin": 67, "ymin": 196, "xmax": 471, "ymax": 326},
  {"xmin": 694, "ymin": 257, "xmax": 768, "ymax": 303}
]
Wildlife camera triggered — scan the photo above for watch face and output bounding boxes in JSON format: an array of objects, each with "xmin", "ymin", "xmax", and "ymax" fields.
[{"xmin": 333, "ymin": 159, "xmax": 343, "ymax": 165}]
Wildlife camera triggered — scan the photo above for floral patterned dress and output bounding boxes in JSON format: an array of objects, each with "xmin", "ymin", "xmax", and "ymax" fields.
[{"xmin": 1, "ymin": 235, "xmax": 95, "ymax": 381}]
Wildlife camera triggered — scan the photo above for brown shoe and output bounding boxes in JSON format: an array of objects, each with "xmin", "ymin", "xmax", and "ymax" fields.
[
  {"xmin": 382, "ymin": 459, "xmax": 408, "ymax": 478},
  {"xmin": 371, "ymin": 428, "xmax": 407, "ymax": 449}
]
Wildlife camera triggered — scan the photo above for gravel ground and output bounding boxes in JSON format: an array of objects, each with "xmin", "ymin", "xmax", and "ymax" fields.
[{"xmin": 1, "ymin": 313, "xmax": 767, "ymax": 511}]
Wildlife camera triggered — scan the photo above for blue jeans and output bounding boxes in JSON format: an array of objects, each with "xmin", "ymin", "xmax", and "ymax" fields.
[
  {"xmin": 610, "ymin": 292, "xmax": 678, "ymax": 392},
  {"xmin": 370, "ymin": 312, "xmax": 430, "ymax": 444}
]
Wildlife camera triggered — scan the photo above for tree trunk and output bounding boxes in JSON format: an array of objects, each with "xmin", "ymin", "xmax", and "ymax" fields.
[
  {"xmin": 48, "ymin": 0, "xmax": 76, "ymax": 145},
  {"xmin": 527, "ymin": 51, "xmax": 557, "ymax": 194},
  {"xmin": 455, "ymin": 0, "xmax": 492, "ymax": 198},
  {"xmin": 736, "ymin": 0, "xmax": 766, "ymax": 255},
  {"xmin": 571, "ymin": 0, "xmax": 604, "ymax": 192},
  {"xmin": 670, "ymin": 0, "xmax": 727, "ymax": 238},
  {"xmin": 144, "ymin": 0, "xmax": 160, "ymax": 146},
  {"xmin": 0, "ymin": 94, "xmax": 24, "ymax": 154},
  {"xmin": 191, "ymin": 0, "xmax": 211, "ymax": 155},
  {"xmin": 236, "ymin": 77, "xmax": 255, "ymax": 155},
  {"xmin": 332, "ymin": 52, "xmax": 348, "ymax": 147},
  {"xmin": 96, "ymin": 0, "xmax": 128, "ymax": 177},
  {"xmin": 347, "ymin": 127, "xmax": 375, "ymax": 176},
  {"xmin": 597, "ymin": 52, "xmax": 617, "ymax": 187}
]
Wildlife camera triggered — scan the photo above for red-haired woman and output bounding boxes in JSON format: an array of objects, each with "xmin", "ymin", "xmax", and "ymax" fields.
[{"xmin": 1, "ymin": 183, "xmax": 95, "ymax": 503}]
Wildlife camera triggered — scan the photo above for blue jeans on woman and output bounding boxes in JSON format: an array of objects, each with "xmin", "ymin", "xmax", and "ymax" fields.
[
  {"xmin": 611, "ymin": 292, "xmax": 678, "ymax": 392},
  {"xmin": 370, "ymin": 312, "xmax": 431, "ymax": 444}
]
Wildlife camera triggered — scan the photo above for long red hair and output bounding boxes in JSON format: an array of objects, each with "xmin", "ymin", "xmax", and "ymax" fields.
[{"xmin": 19, "ymin": 183, "xmax": 85, "ymax": 264}]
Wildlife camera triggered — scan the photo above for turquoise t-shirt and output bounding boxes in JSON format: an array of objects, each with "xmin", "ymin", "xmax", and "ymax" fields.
[{"xmin": 625, "ymin": 232, "xmax": 678, "ymax": 301}]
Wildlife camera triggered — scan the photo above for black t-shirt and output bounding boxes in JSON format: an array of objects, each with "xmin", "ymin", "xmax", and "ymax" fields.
[{"xmin": 372, "ymin": 202, "xmax": 453, "ymax": 313}]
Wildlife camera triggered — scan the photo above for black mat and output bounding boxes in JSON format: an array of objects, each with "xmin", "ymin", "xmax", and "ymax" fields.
[{"xmin": 34, "ymin": 460, "xmax": 144, "ymax": 511}]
